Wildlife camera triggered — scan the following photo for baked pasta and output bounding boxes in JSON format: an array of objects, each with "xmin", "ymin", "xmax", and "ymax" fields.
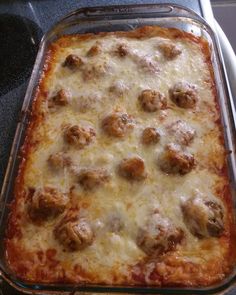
[{"xmin": 5, "ymin": 26, "xmax": 235, "ymax": 287}]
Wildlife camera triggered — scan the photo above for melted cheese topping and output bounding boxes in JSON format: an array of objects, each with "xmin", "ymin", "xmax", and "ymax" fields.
[{"xmin": 7, "ymin": 27, "xmax": 232, "ymax": 286}]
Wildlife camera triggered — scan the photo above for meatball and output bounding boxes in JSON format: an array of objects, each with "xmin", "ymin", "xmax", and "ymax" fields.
[
  {"xmin": 167, "ymin": 120, "xmax": 196, "ymax": 146},
  {"xmin": 48, "ymin": 152, "xmax": 71, "ymax": 169},
  {"xmin": 139, "ymin": 89, "xmax": 167, "ymax": 112},
  {"xmin": 63, "ymin": 54, "xmax": 84, "ymax": 69},
  {"xmin": 54, "ymin": 218, "xmax": 94, "ymax": 251},
  {"xmin": 78, "ymin": 168, "xmax": 110, "ymax": 190},
  {"xmin": 159, "ymin": 144, "xmax": 195, "ymax": 175},
  {"xmin": 102, "ymin": 112, "xmax": 134, "ymax": 138},
  {"xmin": 76, "ymin": 93, "xmax": 102, "ymax": 113},
  {"xmin": 49, "ymin": 89, "xmax": 71, "ymax": 108},
  {"xmin": 119, "ymin": 156, "xmax": 147, "ymax": 181},
  {"xmin": 28, "ymin": 187, "xmax": 68, "ymax": 221},
  {"xmin": 64, "ymin": 125, "xmax": 96, "ymax": 149},
  {"xmin": 181, "ymin": 197, "xmax": 224, "ymax": 238},
  {"xmin": 137, "ymin": 55, "xmax": 159, "ymax": 74},
  {"xmin": 107, "ymin": 213, "xmax": 124, "ymax": 233},
  {"xmin": 116, "ymin": 43, "xmax": 129, "ymax": 57},
  {"xmin": 109, "ymin": 80, "xmax": 129, "ymax": 96},
  {"xmin": 159, "ymin": 42, "xmax": 182, "ymax": 59},
  {"xmin": 137, "ymin": 212, "xmax": 184, "ymax": 256},
  {"xmin": 82, "ymin": 61, "xmax": 111, "ymax": 81},
  {"xmin": 169, "ymin": 82, "xmax": 198, "ymax": 109},
  {"xmin": 142, "ymin": 127, "xmax": 160, "ymax": 145},
  {"xmin": 87, "ymin": 42, "xmax": 101, "ymax": 57}
]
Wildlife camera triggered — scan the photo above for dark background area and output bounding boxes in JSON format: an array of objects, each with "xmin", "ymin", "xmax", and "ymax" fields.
[{"xmin": 212, "ymin": 0, "xmax": 236, "ymax": 52}]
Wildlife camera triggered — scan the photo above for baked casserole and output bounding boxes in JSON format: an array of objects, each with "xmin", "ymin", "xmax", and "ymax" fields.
[{"xmin": 5, "ymin": 26, "xmax": 235, "ymax": 287}]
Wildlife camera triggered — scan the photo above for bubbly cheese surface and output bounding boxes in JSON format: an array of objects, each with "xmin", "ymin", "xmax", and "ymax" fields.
[{"xmin": 6, "ymin": 26, "xmax": 233, "ymax": 286}]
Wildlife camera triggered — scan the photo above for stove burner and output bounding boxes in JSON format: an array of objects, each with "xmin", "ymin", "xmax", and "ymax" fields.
[{"xmin": 0, "ymin": 14, "xmax": 42, "ymax": 96}]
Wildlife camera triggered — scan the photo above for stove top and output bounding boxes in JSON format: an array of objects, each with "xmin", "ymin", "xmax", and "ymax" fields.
[{"xmin": 0, "ymin": 14, "xmax": 42, "ymax": 96}]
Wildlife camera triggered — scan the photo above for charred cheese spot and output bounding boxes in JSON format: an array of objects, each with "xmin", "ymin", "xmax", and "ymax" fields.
[
  {"xmin": 54, "ymin": 218, "xmax": 94, "ymax": 251},
  {"xmin": 118, "ymin": 156, "xmax": 147, "ymax": 181},
  {"xmin": 139, "ymin": 89, "xmax": 167, "ymax": 112},
  {"xmin": 169, "ymin": 82, "xmax": 198, "ymax": 109},
  {"xmin": 64, "ymin": 124, "xmax": 96, "ymax": 149},
  {"xmin": 28, "ymin": 187, "xmax": 68, "ymax": 222},
  {"xmin": 181, "ymin": 197, "xmax": 224, "ymax": 238},
  {"xmin": 159, "ymin": 143, "xmax": 195, "ymax": 175},
  {"xmin": 102, "ymin": 112, "xmax": 134, "ymax": 138}
]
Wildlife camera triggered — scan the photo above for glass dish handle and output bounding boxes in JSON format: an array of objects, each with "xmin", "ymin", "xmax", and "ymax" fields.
[
  {"xmin": 82, "ymin": 4, "xmax": 174, "ymax": 16},
  {"xmin": 59, "ymin": 3, "xmax": 208, "ymax": 25}
]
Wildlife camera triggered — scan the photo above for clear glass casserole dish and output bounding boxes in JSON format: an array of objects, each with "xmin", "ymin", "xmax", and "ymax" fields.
[{"xmin": 0, "ymin": 3, "xmax": 236, "ymax": 294}]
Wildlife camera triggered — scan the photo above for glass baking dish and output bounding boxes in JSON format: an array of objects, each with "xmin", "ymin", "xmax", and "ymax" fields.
[{"xmin": 0, "ymin": 3, "xmax": 236, "ymax": 294}]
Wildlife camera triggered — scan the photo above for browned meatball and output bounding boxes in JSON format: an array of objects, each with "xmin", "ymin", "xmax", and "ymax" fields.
[
  {"xmin": 181, "ymin": 197, "xmax": 224, "ymax": 238},
  {"xmin": 54, "ymin": 218, "xmax": 94, "ymax": 251},
  {"xmin": 116, "ymin": 43, "xmax": 129, "ymax": 57},
  {"xmin": 63, "ymin": 54, "xmax": 84, "ymax": 69},
  {"xmin": 102, "ymin": 112, "xmax": 134, "ymax": 138},
  {"xmin": 87, "ymin": 42, "xmax": 101, "ymax": 57},
  {"xmin": 169, "ymin": 82, "xmax": 198, "ymax": 109},
  {"xmin": 107, "ymin": 213, "xmax": 124, "ymax": 233},
  {"xmin": 137, "ymin": 55, "xmax": 159, "ymax": 74},
  {"xmin": 48, "ymin": 152, "xmax": 71, "ymax": 169},
  {"xmin": 64, "ymin": 125, "xmax": 96, "ymax": 149},
  {"xmin": 28, "ymin": 187, "xmax": 68, "ymax": 221},
  {"xmin": 82, "ymin": 61, "xmax": 111, "ymax": 81},
  {"xmin": 142, "ymin": 127, "xmax": 160, "ymax": 145},
  {"xmin": 78, "ymin": 168, "xmax": 110, "ymax": 190},
  {"xmin": 159, "ymin": 42, "xmax": 182, "ymax": 59},
  {"xmin": 119, "ymin": 156, "xmax": 147, "ymax": 181},
  {"xmin": 109, "ymin": 81, "xmax": 129, "ymax": 96},
  {"xmin": 167, "ymin": 120, "xmax": 196, "ymax": 146},
  {"xmin": 139, "ymin": 89, "xmax": 167, "ymax": 112},
  {"xmin": 159, "ymin": 144, "xmax": 195, "ymax": 175},
  {"xmin": 137, "ymin": 212, "xmax": 184, "ymax": 256},
  {"xmin": 49, "ymin": 89, "xmax": 71, "ymax": 108}
]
